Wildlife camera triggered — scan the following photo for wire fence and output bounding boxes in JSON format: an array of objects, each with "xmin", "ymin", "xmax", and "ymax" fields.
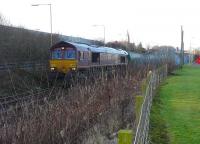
[{"xmin": 133, "ymin": 65, "xmax": 168, "ymax": 144}]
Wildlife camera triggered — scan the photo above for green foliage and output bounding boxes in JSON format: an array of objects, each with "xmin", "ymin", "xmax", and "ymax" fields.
[
  {"xmin": 135, "ymin": 95, "xmax": 143, "ymax": 124},
  {"xmin": 135, "ymin": 73, "xmax": 152, "ymax": 125},
  {"xmin": 141, "ymin": 72, "xmax": 152, "ymax": 95}
]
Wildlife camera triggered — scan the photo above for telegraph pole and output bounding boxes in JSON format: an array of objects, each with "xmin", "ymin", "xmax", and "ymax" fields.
[
  {"xmin": 126, "ymin": 30, "xmax": 130, "ymax": 50},
  {"xmin": 127, "ymin": 30, "xmax": 130, "ymax": 43},
  {"xmin": 181, "ymin": 26, "xmax": 184, "ymax": 67}
]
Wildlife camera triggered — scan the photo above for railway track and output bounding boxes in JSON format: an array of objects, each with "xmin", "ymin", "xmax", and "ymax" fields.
[
  {"xmin": 0, "ymin": 62, "xmax": 47, "ymax": 71},
  {"xmin": 0, "ymin": 79, "xmax": 70, "ymax": 115},
  {"xmin": 0, "ymin": 88, "xmax": 53, "ymax": 113},
  {"xmin": 0, "ymin": 64, "xmax": 111, "ymax": 114}
]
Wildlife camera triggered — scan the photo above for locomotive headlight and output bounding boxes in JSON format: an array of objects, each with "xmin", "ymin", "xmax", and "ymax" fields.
[
  {"xmin": 71, "ymin": 67, "xmax": 76, "ymax": 71},
  {"xmin": 50, "ymin": 67, "xmax": 55, "ymax": 71}
]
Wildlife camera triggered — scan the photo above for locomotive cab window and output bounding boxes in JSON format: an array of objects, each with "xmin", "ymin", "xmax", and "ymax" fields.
[
  {"xmin": 52, "ymin": 49, "xmax": 62, "ymax": 59},
  {"xmin": 64, "ymin": 49, "xmax": 76, "ymax": 59},
  {"xmin": 120, "ymin": 56, "xmax": 126, "ymax": 63},
  {"xmin": 92, "ymin": 52, "xmax": 100, "ymax": 63}
]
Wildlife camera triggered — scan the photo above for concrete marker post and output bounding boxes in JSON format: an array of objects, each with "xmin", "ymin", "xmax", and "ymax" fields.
[{"xmin": 118, "ymin": 130, "xmax": 133, "ymax": 144}]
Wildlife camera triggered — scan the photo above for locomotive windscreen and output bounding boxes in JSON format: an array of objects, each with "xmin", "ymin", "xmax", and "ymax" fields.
[{"xmin": 51, "ymin": 47, "xmax": 76, "ymax": 59}]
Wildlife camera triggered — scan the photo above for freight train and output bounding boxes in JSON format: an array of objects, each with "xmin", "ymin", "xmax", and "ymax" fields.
[
  {"xmin": 49, "ymin": 41, "xmax": 128, "ymax": 77},
  {"xmin": 49, "ymin": 41, "xmax": 178, "ymax": 77}
]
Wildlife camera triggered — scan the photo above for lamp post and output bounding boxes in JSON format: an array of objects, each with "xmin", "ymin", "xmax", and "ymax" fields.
[
  {"xmin": 31, "ymin": 4, "xmax": 53, "ymax": 46},
  {"xmin": 92, "ymin": 24, "xmax": 105, "ymax": 44}
]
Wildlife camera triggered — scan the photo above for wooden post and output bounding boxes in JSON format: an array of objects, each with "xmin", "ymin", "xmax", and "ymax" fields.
[{"xmin": 118, "ymin": 130, "xmax": 133, "ymax": 144}]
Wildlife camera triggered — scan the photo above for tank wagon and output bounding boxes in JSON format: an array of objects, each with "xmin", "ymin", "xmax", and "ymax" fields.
[
  {"xmin": 128, "ymin": 51, "xmax": 159, "ymax": 67},
  {"xmin": 49, "ymin": 41, "xmax": 128, "ymax": 76}
]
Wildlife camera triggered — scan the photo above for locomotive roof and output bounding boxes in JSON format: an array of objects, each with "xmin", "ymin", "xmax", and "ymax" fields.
[{"xmin": 51, "ymin": 41, "xmax": 128, "ymax": 55}]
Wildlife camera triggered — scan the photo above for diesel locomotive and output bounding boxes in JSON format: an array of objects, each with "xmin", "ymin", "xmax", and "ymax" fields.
[{"xmin": 49, "ymin": 41, "xmax": 128, "ymax": 75}]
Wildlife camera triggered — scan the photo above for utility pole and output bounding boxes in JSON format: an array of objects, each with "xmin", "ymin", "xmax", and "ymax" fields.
[
  {"xmin": 127, "ymin": 30, "xmax": 130, "ymax": 43},
  {"xmin": 126, "ymin": 30, "xmax": 130, "ymax": 50},
  {"xmin": 180, "ymin": 26, "xmax": 184, "ymax": 67}
]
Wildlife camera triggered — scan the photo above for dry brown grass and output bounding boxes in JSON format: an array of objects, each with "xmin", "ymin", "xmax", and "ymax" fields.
[{"xmin": 0, "ymin": 67, "xmax": 149, "ymax": 144}]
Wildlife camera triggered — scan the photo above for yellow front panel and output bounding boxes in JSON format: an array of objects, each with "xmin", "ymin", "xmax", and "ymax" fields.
[{"xmin": 49, "ymin": 59, "xmax": 77, "ymax": 74}]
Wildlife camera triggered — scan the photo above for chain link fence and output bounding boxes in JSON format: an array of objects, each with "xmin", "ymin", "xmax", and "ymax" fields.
[{"xmin": 133, "ymin": 65, "xmax": 168, "ymax": 144}]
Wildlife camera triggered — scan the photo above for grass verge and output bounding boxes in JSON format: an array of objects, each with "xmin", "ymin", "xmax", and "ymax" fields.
[{"xmin": 149, "ymin": 65, "xmax": 200, "ymax": 144}]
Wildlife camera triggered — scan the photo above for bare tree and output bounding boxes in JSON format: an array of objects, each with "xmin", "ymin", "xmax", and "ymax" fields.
[{"xmin": 0, "ymin": 13, "xmax": 10, "ymax": 26}]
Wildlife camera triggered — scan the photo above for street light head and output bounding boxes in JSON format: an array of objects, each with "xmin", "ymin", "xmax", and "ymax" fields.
[
  {"xmin": 31, "ymin": 4, "xmax": 51, "ymax": 6},
  {"xmin": 31, "ymin": 4, "xmax": 39, "ymax": 6},
  {"xmin": 92, "ymin": 24, "xmax": 104, "ymax": 27}
]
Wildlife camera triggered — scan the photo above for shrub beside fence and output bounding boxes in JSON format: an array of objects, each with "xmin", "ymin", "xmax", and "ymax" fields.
[
  {"xmin": 133, "ymin": 65, "xmax": 168, "ymax": 144},
  {"xmin": 118, "ymin": 65, "xmax": 168, "ymax": 144}
]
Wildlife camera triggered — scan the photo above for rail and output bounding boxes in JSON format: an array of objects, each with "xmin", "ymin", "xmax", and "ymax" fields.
[
  {"xmin": 133, "ymin": 65, "xmax": 168, "ymax": 144},
  {"xmin": 0, "ymin": 88, "xmax": 53, "ymax": 115},
  {"xmin": 0, "ymin": 61, "xmax": 48, "ymax": 71}
]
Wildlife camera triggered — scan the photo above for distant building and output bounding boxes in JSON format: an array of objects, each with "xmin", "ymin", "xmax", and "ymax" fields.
[
  {"xmin": 175, "ymin": 50, "xmax": 191, "ymax": 64},
  {"xmin": 193, "ymin": 49, "xmax": 200, "ymax": 55}
]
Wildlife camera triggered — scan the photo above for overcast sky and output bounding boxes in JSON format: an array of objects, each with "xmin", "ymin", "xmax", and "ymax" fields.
[{"xmin": 0, "ymin": 0, "xmax": 200, "ymax": 49}]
